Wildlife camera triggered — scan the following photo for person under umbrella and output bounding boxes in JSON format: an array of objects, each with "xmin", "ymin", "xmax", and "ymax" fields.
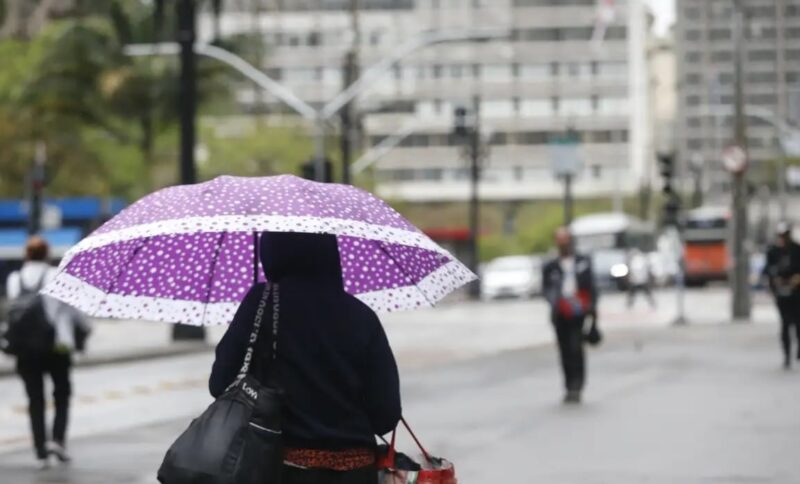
[{"xmin": 209, "ymin": 231, "xmax": 401, "ymax": 484}]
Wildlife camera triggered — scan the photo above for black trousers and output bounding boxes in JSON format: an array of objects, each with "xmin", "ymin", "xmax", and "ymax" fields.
[
  {"xmin": 16, "ymin": 352, "xmax": 72, "ymax": 459},
  {"xmin": 627, "ymin": 284, "xmax": 655, "ymax": 307},
  {"xmin": 776, "ymin": 296, "xmax": 800, "ymax": 360},
  {"xmin": 282, "ymin": 465, "xmax": 377, "ymax": 484},
  {"xmin": 553, "ymin": 316, "xmax": 586, "ymax": 393}
]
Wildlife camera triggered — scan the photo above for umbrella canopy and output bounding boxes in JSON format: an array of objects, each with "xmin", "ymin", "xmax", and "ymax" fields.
[{"xmin": 43, "ymin": 175, "xmax": 476, "ymax": 325}]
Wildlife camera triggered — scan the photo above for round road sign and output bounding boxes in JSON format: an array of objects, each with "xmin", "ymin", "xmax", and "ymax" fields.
[{"xmin": 722, "ymin": 145, "xmax": 748, "ymax": 174}]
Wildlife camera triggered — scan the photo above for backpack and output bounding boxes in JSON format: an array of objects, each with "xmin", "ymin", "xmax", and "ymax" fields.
[{"xmin": 2, "ymin": 271, "xmax": 55, "ymax": 357}]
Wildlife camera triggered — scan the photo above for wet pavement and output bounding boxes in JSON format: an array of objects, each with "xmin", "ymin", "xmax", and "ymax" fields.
[{"xmin": 0, "ymin": 312, "xmax": 796, "ymax": 483}]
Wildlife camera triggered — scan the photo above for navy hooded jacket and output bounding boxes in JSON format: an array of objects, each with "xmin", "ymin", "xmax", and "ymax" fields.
[{"xmin": 209, "ymin": 231, "xmax": 402, "ymax": 450}]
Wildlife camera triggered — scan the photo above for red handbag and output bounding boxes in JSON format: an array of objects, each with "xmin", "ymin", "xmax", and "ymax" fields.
[{"xmin": 377, "ymin": 418, "xmax": 457, "ymax": 484}]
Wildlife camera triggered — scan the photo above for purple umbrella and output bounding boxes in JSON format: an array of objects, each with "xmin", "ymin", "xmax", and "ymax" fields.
[{"xmin": 43, "ymin": 175, "xmax": 475, "ymax": 325}]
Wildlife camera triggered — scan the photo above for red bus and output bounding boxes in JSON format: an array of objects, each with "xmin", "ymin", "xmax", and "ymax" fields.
[{"xmin": 683, "ymin": 207, "xmax": 730, "ymax": 285}]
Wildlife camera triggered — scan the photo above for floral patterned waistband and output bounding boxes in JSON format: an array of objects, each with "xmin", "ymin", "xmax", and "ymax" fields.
[{"xmin": 284, "ymin": 447, "xmax": 376, "ymax": 471}]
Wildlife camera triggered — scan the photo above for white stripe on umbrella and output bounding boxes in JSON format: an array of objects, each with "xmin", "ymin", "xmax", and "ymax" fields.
[
  {"xmin": 43, "ymin": 259, "xmax": 476, "ymax": 325},
  {"xmin": 57, "ymin": 214, "xmax": 446, "ymax": 270}
]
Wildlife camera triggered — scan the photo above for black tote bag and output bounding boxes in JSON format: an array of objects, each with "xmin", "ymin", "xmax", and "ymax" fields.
[{"xmin": 158, "ymin": 283, "xmax": 283, "ymax": 484}]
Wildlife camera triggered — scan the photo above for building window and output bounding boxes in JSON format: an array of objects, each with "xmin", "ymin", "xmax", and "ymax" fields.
[
  {"xmin": 685, "ymin": 30, "xmax": 702, "ymax": 41},
  {"xmin": 684, "ymin": 6, "xmax": 701, "ymax": 19},
  {"xmin": 520, "ymin": 99, "xmax": 553, "ymax": 117},
  {"xmin": 597, "ymin": 61, "xmax": 627, "ymax": 79},
  {"xmin": 709, "ymin": 28, "xmax": 731, "ymax": 41},
  {"xmin": 747, "ymin": 71, "xmax": 776, "ymax": 83},
  {"xmin": 605, "ymin": 27, "xmax": 627, "ymax": 40},
  {"xmin": 563, "ymin": 62, "xmax": 592, "ymax": 78},
  {"xmin": 747, "ymin": 94, "xmax": 777, "ymax": 105},
  {"xmin": 597, "ymin": 97, "xmax": 629, "ymax": 115},
  {"xmin": 519, "ymin": 131, "xmax": 548, "ymax": 145},
  {"xmin": 483, "ymin": 100, "xmax": 515, "ymax": 118},
  {"xmin": 748, "ymin": 50, "xmax": 776, "ymax": 62},
  {"xmin": 472, "ymin": 64, "xmax": 482, "ymax": 78},
  {"xmin": 685, "ymin": 52, "xmax": 702, "ymax": 63},
  {"xmin": 519, "ymin": 63, "xmax": 549, "ymax": 79},
  {"xmin": 432, "ymin": 64, "xmax": 443, "ymax": 79},
  {"xmin": 551, "ymin": 97, "xmax": 560, "ymax": 114},
  {"xmin": 685, "ymin": 73, "xmax": 702, "ymax": 84},
  {"xmin": 561, "ymin": 97, "xmax": 593, "ymax": 116},
  {"xmin": 687, "ymin": 138, "xmax": 703, "ymax": 150},
  {"xmin": 482, "ymin": 64, "xmax": 513, "ymax": 82},
  {"xmin": 512, "ymin": 97, "xmax": 521, "ymax": 114},
  {"xmin": 560, "ymin": 27, "xmax": 594, "ymax": 41},
  {"xmin": 711, "ymin": 51, "xmax": 733, "ymax": 62},
  {"xmin": 451, "ymin": 64, "xmax": 464, "ymax": 79}
]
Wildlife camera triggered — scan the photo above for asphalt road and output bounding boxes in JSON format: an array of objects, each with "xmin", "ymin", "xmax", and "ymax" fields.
[{"xmin": 0, "ymin": 316, "xmax": 796, "ymax": 484}]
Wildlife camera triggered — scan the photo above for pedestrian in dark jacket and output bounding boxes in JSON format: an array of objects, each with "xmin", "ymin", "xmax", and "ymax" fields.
[
  {"xmin": 209, "ymin": 231, "xmax": 402, "ymax": 484},
  {"xmin": 541, "ymin": 227, "xmax": 598, "ymax": 404},
  {"xmin": 762, "ymin": 222, "xmax": 800, "ymax": 369}
]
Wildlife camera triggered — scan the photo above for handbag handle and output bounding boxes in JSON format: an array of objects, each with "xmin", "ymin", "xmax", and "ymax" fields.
[{"xmin": 381, "ymin": 417, "xmax": 433, "ymax": 466}]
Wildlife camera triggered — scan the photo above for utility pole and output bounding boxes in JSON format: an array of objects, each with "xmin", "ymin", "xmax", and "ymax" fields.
[
  {"xmin": 730, "ymin": 0, "xmax": 751, "ymax": 321},
  {"xmin": 177, "ymin": 0, "xmax": 197, "ymax": 187},
  {"xmin": 341, "ymin": 0, "xmax": 361, "ymax": 185},
  {"xmin": 453, "ymin": 98, "xmax": 482, "ymax": 299},
  {"xmin": 563, "ymin": 175, "xmax": 574, "ymax": 225},
  {"xmin": 173, "ymin": 0, "xmax": 205, "ymax": 342},
  {"xmin": 27, "ymin": 142, "xmax": 46, "ymax": 236},
  {"xmin": 468, "ymin": 96, "xmax": 481, "ymax": 300}
]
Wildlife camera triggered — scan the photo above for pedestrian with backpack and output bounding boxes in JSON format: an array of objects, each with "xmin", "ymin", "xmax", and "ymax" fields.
[{"xmin": 4, "ymin": 236, "xmax": 88, "ymax": 468}]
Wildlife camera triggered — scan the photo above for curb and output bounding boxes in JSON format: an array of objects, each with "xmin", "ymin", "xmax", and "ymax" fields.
[{"xmin": 0, "ymin": 343, "xmax": 214, "ymax": 379}]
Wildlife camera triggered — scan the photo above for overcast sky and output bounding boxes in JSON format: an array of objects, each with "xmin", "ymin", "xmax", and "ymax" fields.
[{"xmin": 645, "ymin": 0, "xmax": 676, "ymax": 36}]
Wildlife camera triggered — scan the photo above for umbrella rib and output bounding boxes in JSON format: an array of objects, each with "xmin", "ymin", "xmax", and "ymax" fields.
[
  {"xmin": 373, "ymin": 240, "xmax": 436, "ymax": 308},
  {"xmin": 201, "ymin": 231, "xmax": 227, "ymax": 325},
  {"xmin": 98, "ymin": 236, "xmax": 149, "ymax": 316}
]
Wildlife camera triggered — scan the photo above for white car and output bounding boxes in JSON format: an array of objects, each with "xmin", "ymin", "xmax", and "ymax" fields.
[{"xmin": 480, "ymin": 255, "xmax": 543, "ymax": 300}]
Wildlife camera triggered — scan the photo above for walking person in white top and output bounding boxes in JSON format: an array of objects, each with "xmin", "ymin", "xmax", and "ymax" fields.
[
  {"xmin": 5, "ymin": 236, "xmax": 88, "ymax": 468},
  {"xmin": 626, "ymin": 249, "xmax": 656, "ymax": 309}
]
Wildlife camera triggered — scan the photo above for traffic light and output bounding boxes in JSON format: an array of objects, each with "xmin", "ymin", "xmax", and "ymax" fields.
[
  {"xmin": 657, "ymin": 152, "xmax": 674, "ymax": 194},
  {"xmin": 453, "ymin": 106, "xmax": 471, "ymax": 138}
]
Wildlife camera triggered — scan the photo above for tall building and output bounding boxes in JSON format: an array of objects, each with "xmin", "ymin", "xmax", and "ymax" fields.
[
  {"xmin": 200, "ymin": 0, "xmax": 650, "ymax": 202},
  {"xmin": 676, "ymin": 0, "xmax": 800, "ymax": 198}
]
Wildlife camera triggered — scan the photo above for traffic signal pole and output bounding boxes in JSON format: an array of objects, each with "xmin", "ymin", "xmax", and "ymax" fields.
[{"xmin": 658, "ymin": 152, "xmax": 687, "ymax": 325}]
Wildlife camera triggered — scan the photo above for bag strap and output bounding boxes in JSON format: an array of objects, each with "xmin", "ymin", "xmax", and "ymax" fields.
[
  {"xmin": 381, "ymin": 418, "xmax": 433, "ymax": 466},
  {"xmin": 401, "ymin": 418, "xmax": 433, "ymax": 464},
  {"xmin": 18, "ymin": 269, "xmax": 48, "ymax": 296},
  {"xmin": 259, "ymin": 281, "xmax": 281, "ymax": 385},
  {"xmin": 232, "ymin": 283, "xmax": 271, "ymax": 385}
]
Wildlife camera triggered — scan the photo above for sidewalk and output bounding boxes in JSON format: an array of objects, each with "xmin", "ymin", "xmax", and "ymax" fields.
[{"xmin": 0, "ymin": 287, "xmax": 780, "ymax": 376}]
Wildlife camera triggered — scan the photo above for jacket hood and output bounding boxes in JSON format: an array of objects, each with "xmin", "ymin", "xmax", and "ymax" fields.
[{"xmin": 259, "ymin": 231, "xmax": 343, "ymax": 283}]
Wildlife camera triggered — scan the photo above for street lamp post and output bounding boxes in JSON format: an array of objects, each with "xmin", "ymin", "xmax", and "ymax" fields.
[
  {"xmin": 730, "ymin": 0, "xmax": 751, "ymax": 321},
  {"xmin": 125, "ymin": 30, "xmax": 509, "ymax": 184},
  {"xmin": 173, "ymin": 0, "xmax": 204, "ymax": 342}
]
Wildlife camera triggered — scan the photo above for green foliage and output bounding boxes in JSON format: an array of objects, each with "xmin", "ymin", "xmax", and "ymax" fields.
[
  {"xmin": 198, "ymin": 120, "xmax": 314, "ymax": 179},
  {"xmin": 0, "ymin": 1, "xmax": 258, "ymax": 200}
]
